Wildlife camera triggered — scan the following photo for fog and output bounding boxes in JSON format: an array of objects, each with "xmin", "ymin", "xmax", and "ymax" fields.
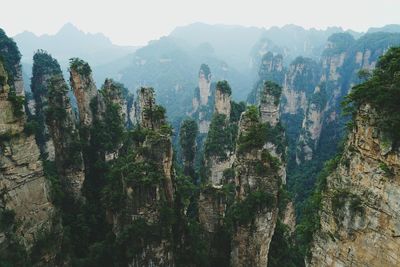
[{"xmin": 1, "ymin": 0, "xmax": 399, "ymax": 46}]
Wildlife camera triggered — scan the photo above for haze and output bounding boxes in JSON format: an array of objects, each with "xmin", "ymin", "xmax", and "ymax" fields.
[{"xmin": 1, "ymin": 0, "xmax": 400, "ymax": 46}]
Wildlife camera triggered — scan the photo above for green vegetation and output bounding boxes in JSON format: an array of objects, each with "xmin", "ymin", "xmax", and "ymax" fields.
[
  {"xmin": 380, "ymin": 162, "xmax": 395, "ymax": 177},
  {"xmin": 204, "ymin": 114, "xmax": 237, "ymax": 160},
  {"xmin": 344, "ymin": 47, "xmax": 400, "ymax": 143},
  {"xmin": 69, "ymin": 57, "xmax": 92, "ymax": 76},
  {"xmin": 310, "ymin": 86, "xmax": 327, "ymax": 110},
  {"xmin": 179, "ymin": 119, "xmax": 198, "ymax": 177},
  {"xmin": 144, "ymin": 105, "xmax": 167, "ymax": 125},
  {"xmin": 46, "ymin": 75, "xmax": 83, "ymax": 168},
  {"xmin": 222, "ymin": 168, "xmax": 235, "ymax": 181},
  {"xmin": 236, "ymin": 106, "xmax": 264, "ymax": 154},
  {"xmin": 263, "ymin": 81, "xmax": 282, "ymax": 105},
  {"xmin": 236, "ymin": 105, "xmax": 286, "ymax": 158},
  {"xmin": 322, "ymin": 33, "xmax": 355, "ymax": 56},
  {"xmin": 30, "ymin": 51, "xmax": 64, "ymax": 156},
  {"xmin": 0, "ymin": 29, "xmax": 21, "ymax": 88},
  {"xmin": 32, "ymin": 50, "xmax": 61, "ymax": 78},
  {"xmin": 295, "ymin": 154, "xmax": 341, "ymax": 259},
  {"xmin": 7, "ymin": 89, "xmax": 24, "ymax": 117},
  {"xmin": 226, "ymin": 190, "xmax": 274, "ymax": 226},
  {"xmin": 0, "ymin": 130, "xmax": 15, "ymax": 142},
  {"xmin": 230, "ymin": 101, "xmax": 246, "ymax": 123},
  {"xmin": 45, "ymin": 77, "xmax": 69, "ymax": 122},
  {"xmin": 216, "ymin": 80, "xmax": 232, "ymax": 95},
  {"xmin": 23, "ymin": 120, "xmax": 39, "ymax": 136},
  {"xmin": 0, "ymin": 209, "xmax": 15, "ymax": 231},
  {"xmin": 199, "ymin": 63, "xmax": 211, "ymax": 79},
  {"xmin": 268, "ymin": 220, "xmax": 303, "ymax": 267},
  {"xmin": 42, "ymin": 160, "xmax": 64, "ymax": 207},
  {"xmin": 332, "ymin": 190, "xmax": 364, "ymax": 224}
]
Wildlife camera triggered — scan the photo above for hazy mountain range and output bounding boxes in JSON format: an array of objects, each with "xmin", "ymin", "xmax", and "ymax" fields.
[{"xmin": 11, "ymin": 22, "xmax": 400, "ymax": 116}]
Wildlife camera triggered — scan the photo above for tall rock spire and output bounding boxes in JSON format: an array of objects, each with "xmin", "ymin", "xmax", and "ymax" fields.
[
  {"xmin": 69, "ymin": 58, "xmax": 99, "ymax": 128},
  {"xmin": 46, "ymin": 73, "xmax": 85, "ymax": 199}
]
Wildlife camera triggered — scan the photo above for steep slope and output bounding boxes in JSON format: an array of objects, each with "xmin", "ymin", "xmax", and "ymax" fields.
[
  {"xmin": 308, "ymin": 47, "xmax": 400, "ymax": 267},
  {"xmin": 30, "ymin": 50, "xmax": 60, "ymax": 160},
  {"xmin": 0, "ymin": 35, "xmax": 56, "ymax": 265},
  {"xmin": 45, "ymin": 73, "xmax": 85, "ymax": 199},
  {"xmin": 189, "ymin": 64, "xmax": 216, "ymax": 134},
  {"xmin": 195, "ymin": 79, "xmax": 286, "ymax": 266},
  {"xmin": 230, "ymin": 107, "xmax": 280, "ymax": 266}
]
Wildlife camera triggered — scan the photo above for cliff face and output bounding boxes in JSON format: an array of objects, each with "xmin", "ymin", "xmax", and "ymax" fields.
[
  {"xmin": 46, "ymin": 74, "xmax": 85, "ymax": 199},
  {"xmin": 134, "ymin": 87, "xmax": 165, "ymax": 130},
  {"xmin": 296, "ymin": 85, "xmax": 325, "ymax": 163},
  {"xmin": 230, "ymin": 105, "xmax": 281, "ymax": 267},
  {"xmin": 308, "ymin": 104, "xmax": 400, "ymax": 267},
  {"xmin": 247, "ymin": 52, "xmax": 285, "ymax": 104},
  {"xmin": 295, "ymin": 34, "xmax": 351, "ymax": 164},
  {"xmin": 199, "ymin": 82, "xmax": 234, "ymax": 234},
  {"xmin": 69, "ymin": 59, "xmax": 100, "ymax": 128},
  {"xmin": 196, "ymin": 80, "xmax": 286, "ymax": 266},
  {"xmin": 102, "ymin": 78, "xmax": 128, "ymax": 124},
  {"xmin": 207, "ymin": 82, "xmax": 233, "ymax": 185},
  {"xmin": 190, "ymin": 64, "xmax": 215, "ymax": 134},
  {"xmin": 117, "ymin": 87, "xmax": 176, "ymax": 266},
  {"xmin": 258, "ymin": 52, "xmax": 284, "ymax": 83},
  {"xmin": 0, "ymin": 59, "xmax": 55, "ymax": 253},
  {"xmin": 296, "ymin": 32, "xmax": 400, "ymax": 165},
  {"xmin": 30, "ymin": 51, "xmax": 60, "ymax": 161},
  {"xmin": 198, "ymin": 64, "xmax": 212, "ymax": 106}
]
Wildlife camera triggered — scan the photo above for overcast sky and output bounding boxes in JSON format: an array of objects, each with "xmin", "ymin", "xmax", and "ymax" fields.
[{"xmin": 1, "ymin": 0, "xmax": 399, "ymax": 46}]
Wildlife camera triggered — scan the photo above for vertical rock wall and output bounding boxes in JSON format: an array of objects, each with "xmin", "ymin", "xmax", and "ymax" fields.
[{"xmin": 308, "ymin": 104, "xmax": 400, "ymax": 267}]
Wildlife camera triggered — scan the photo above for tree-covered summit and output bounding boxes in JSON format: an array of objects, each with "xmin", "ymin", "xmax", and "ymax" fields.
[{"xmin": 345, "ymin": 46, "xmax": 400, "ymax": 142}]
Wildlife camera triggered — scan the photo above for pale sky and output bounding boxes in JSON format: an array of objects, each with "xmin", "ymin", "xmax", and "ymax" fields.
[{"xmin": 1, "ymin": 0, "xmax": 399, "ymax": 46}]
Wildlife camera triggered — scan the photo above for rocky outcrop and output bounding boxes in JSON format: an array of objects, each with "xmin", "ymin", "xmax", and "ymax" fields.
[
  {"xmin": 134, "ymin": 87, "xmax": 163, "ymax": 129},
  {"xmin": 30, "ymin": 51, "xmax": 64, "ymax": 161},
  {"xmin": 198, "ymin": 64, "xmax": 211, "ymax": 106},
  {"xmin": 281, "ymin": 57, "xmax": 319, "ymax": 115},
  {"xmin": 296, "ymin": 86, "xmax": 325, "ymax": 163},
  {"xmin": 214, "ymin": 85, "xmax": 231, "ymax": 117},
  {"xmin": 46, "ymin": 74, "xmax": 85, "ymax": 200},
  {"xmin": 102, "ymin": 79, "xmax": 128, "ymax": 123},
  {"xmin": 260, "ymin": 81, "xmax": 281, "ymax": 126},
  {"xmin": 119, "ymin": 88, "xmax": 175, "ymax": 266},
  {"xmin": 189, "ymin": 64, "xmax": 215, "ymax": 134},
  {"xmin": 0, "ymin": 59, "xmax": 55, "ymax": 251},
  {"xmin": 247, "ymin": 52, "xmax": 285, "ymax": 104},
  {"xmin": 199, "ymin": 81, "xmax": 235, "ymax": 234},
  {"xmin": 69, "ymin": 58, "xmax": 99, "ymax": 128},
  {"xmin": 308, "ymin": 104, "xmax": 400, "ymax": 267},
  {"xmin": 296, "ymin": 32, "xmax": 400, "ymax": 164},
  {"xmin": 282, "ymin": 201, "xmax": 296, "ymax": 234},
  {"xmin": 230, "ymin": 106, "xmax": 281, "ymax": 267},
  {"xmin": 208, "ymin": 81, "xmax": 233, "ymax": 185},
  {"xmin": 294, "ymin": 35, "xmax": 350, "ymax": 163},
  {"xmin": 258, "ymin": 52, "xmax": 284, "ymax": 83}
]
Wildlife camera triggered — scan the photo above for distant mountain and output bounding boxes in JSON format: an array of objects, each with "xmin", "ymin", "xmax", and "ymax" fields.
[
  {"xmin": 12, "ymin": 22, "xmax": 400, "ymax": 122},
  {"xmin": 170, "ymin": 23, "xmax": 265, "ymax": 72},
  {"xmin": 368, "ymin": 24, "xmax": 400, "ymax": 33},
  {"xmin": 13, "ymin": 23, "xmax": 139, "ymax": 89},
  {"xmin": 14, "ymin": 23, "xmax": 138, "ymax": 66},
  {"xmin": 119, "ymin": 36, "xmax": 251, "ymax": 119},
  {"xmin": 170, "ymin": 23, "xmax": 360, "ymax": 77}
]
